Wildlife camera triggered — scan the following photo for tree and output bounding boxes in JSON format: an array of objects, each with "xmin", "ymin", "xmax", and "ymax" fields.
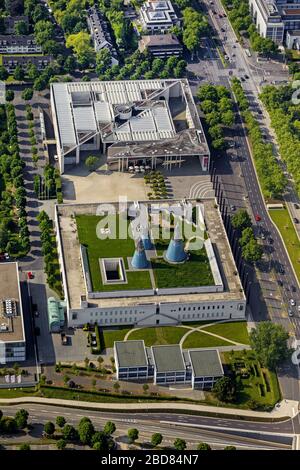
[
  {"xmin": 21, "ymin": 88, "xmax": 33, "ymax": 101},
  {"xmin": 97, "ymin": 356, "xmax": 104, "ymax": 368},
  {"xmin": 239, "ymin": 227, "xmax": 255, "ymax": 247},
  {"xmin": 213, "ymin": 376, "xmax": 236, "ymax": 402},
  {"xmin": 96, "ymin": 48, "xmax": 112, "ymax": 75},
  {"xmin": 66, "ymin": 31, "xmax": 95, "ymax": 67},
  {"xmin": 56, "ymin": 416, "xmax": 66, "ymax": 428},
  {"xmin": 19, "ymin": 443, "xmax": 31, "ymax": 450},
  {"xmin": 78, "ymin": 417, "xmax": 95, "ymax": 445},
  {"xmin": 62, "ymin": 424, "xmax": 78, "ymax": 441},
  {"xmin": 85, "ymin": 156, "xmax": 99, "ymax": 171},
  {"xmin": 231, "ymin": 209, "xmax": 252, "ymax": 231},
  {"xmin": 15, "ymin": 20, "xmax": 29, "ymax": 35},
  {"xmin": 91, "ymin": 431, "xmax": 109, "ymax": 450},
  {"xmin": 56, "ymin": 439, "xmax": 67, "ymax": 450},
  {"xmin": 104, "ymin": 421, "xmax": 116, "ymax": 436},
  {"xmin": 127, "ymin": 428, "xmax": 139, "ymax": 443},
  {"xmin": 0, "ymin": 65, "xmax": 8, "ymax": 80},
  {"xmin": 151, "ymin": 432, "xmax": 163, "ymax": 447},
  {"xmin": 197, "ymin": 442, "xmax": 212, "ymax": 450},
  {"xmin": 13, "ymin": 65, "xmax": 25, "ymax": 81},
  {"xmin": 0, "ymin": 416, "xmax": 17, "ymax": 433},
  {"xmin": 250, "ymin": 322, "xmax": 290, "ymax": 370},
  {"xmin": 143, "ymin": 383, "xmax": 149, "ymax": 394},
  {"xmin": 5, "ymin": 90, "xmax": 15, "ymax": 102},
  {"xmin": 113, "ymin": 381, "xmax": 120, "ymax": 392},
  {"xmin": 44, "ymin": 421, "xmax": 55, "ymax": 436},
  {"xmin": 221, "ymin": 110, "xmax": 235, "ymax": 127},
  {"xmin": 15, "ymin": 409, "xmax": 29, "ymax": 429},
  {"xmin": 224, "ymin": 445, "xmax": 236, "ymax": 450},
  {"xmin": 242, "ymin": 238, "xmax": 263, "ymax": 263},
  {"xmin": 174, "ymin": 438, "xmax": 186, "ymax": 450}
]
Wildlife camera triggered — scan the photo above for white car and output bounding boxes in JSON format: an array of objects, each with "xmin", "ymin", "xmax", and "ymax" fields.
[
  {"xmin": 290, "ymin": 299, "xmax": 296, "ymax": 306},
  {"xmin": 298, "ymin": 305, "xmax": 300, "ymax": 312}
]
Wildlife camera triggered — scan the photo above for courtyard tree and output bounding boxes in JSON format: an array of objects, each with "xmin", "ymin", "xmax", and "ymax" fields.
[
  {"xmin": 151, "ymin": 432, "xmax": 163, "ymax": 447},
  {"xmin": 0, "ymin": 416, "xmax": 17, "ymax": 433},
  {"xmin": 85, "ymin": 156, "xmax": 99, "ymax": 171},
  {"xmin": 197, "ymin": 442, "xmax": 212, "ymax": 450},
  {"xmin": 78, "ymin": 417, "xmax": 95, "ymax": 445},
  {"xmin": 249, "ymin": 322, "xmax": 290, "ymax": 370},
  {"xmin": 5, "ymin": 90, "xmax": 15, "ymax": 102},
  {"xmin": 62, "ymin": 424, "xmax": 78, "ymax": 441},
  {"xmin": 127, "ymin": 428, "xmax": 139, "ymax": 443},
  {"xmin": 173, "ymin": 438, "xmax": 187, "ymax": 451},
  {"xmin": 21, "ymin": 88, "xmax": 33, "ymax": 101},
  {"xmin": 213, "ymin": 376, "xmax": 236, "ymax": 402},
  {"xmin": 13, "ymin": 65, "xmax": 25, "ymax": 81}
]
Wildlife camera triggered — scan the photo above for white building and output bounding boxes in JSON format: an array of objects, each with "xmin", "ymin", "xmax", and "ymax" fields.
[
  {"xmin": 50, "ymin": 79, "xmax": 210, "ymax": 174},
  {"xmin": 54, "ymin": 199, "xmax": 246, "ymax": 329},
  {"xmin": 0, "ymin": 263, "xmax": 26, "ymax": 364},
  {"xmin": 114, "ymin": 340, "xmax": 224, "ymax": 389},
  {"xmin": 140, "ymin": 0, "xmax": 180, "ymax": 33}
]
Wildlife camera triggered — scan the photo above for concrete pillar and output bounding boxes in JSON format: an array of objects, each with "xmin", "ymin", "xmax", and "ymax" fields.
[{"xmin": 76, "ymin": 146, "xmax": 80, "ymax": 165}]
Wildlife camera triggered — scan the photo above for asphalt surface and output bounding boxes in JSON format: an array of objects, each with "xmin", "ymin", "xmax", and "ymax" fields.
[{"xmin": 0, "ymin": 404, "xmax": 296, "ymax": 450}]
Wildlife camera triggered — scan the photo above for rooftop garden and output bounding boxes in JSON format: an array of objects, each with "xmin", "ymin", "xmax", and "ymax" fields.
[{"xmin": 76, "ymin": 213, "xmax": 214, "ymax": 293}]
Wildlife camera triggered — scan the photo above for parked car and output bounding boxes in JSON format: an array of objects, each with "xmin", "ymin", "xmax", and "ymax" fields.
[
  {"xmin": 288, "ymin": 309, "xmax": 294, "ymax": 317},
  {"xmin": 290, "ymin": 299, "xmax": 296, "ymax": 306},
  {"xmin": 268, "ymin": 237, "xmax": 273, "ymax": 244},
  {"xmin": 257, "ymin": 109, "xmax": 262, "ymax": 115},
  {"xmin": 255, "ymin": 214, "xmax": 261, "ymax": 222},
  {"xmin": 277, "ymin": 280, "xmax": 283, "ymax": 287},
  {"xmin": 230, "ymin": 205, "xmax": 236, "ymax": 211},
  {"xmin": 293, "ymin": 217, "xmax": 299, "ymax": 224},
  {"xmin": 27, "ymin": 271, "xmax": 34, "ymax": 280},
  {"xmin": 294, "ymin": 203, "xmax": 299, "ymax": 209},
  {"xmin": 279, "ymin": 266, "xmax": 285, "ymax": 274}
]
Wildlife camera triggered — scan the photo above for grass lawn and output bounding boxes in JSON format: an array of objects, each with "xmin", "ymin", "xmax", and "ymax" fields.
[
  {"xmin": 0, "ymin": 387, "xmax": 37, "ymax": 398},
  {"xmin": 269, "ymin": 208, "xmax": 300, "ymax": 282},
  {"xmin": 76, "ymin": 215, "xmax": 152, "ymax": 291},
  {"xmin": 203, "ymin": 321, "xmax": 250, "ymax": 345},
  {"xmin": 127, "ymin": 326, "xmax": 187, "ymax": 346},
  {"xmin": 101, "ymin": 327, "xmax": 132, "ymax": 349},
  {"xmin": 151, "ymin": 248, "xmax": 214, "ymax": 288},
  {"xmin": 183, "ymin": 331, "xmax": 232, "ymax": 349},
  {"xmin": 219, "ymin": 350, "xmax": 281, "ymax": 409}
]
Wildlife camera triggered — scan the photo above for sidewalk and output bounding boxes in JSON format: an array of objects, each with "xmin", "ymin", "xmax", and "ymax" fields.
[{"xmin": 0, "ymin": 396, "xmax": 298, "ymax": 421}]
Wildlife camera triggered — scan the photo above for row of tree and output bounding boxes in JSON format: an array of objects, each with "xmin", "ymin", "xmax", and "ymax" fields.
[
  {"xmin": 231, "ymin": 78, "xmax": 286, "ymax": 199},
  {"xmin": 197, "ymin": 83, "xmax": 235, "ymax": 150},
  {"xmin": 223, "ymin": 0, "xmax": 277, "ymax": 55},
  {"xmin": 0, "ymin": 104, "xmax": 30, "ymax": 257},
  {"xmin": 231, "ymin": 209, "xmax": 263, "ymax": 263},
  {"xmin": 181, "ymin": 7, "xmax": 209, "ymax": 56},
  {"xmin": 260, "ymin": 84, "xmax": 300, "ymax": 196},
  {"xmin": 37, "ymin": 210, "xmax": 63, "ymax": 297}
]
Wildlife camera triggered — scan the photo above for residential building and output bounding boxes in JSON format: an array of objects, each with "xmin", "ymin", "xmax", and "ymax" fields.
[
  {"xmin": 4, "ymin": 15, "xmax": 29, "ymax": 34},
  {"xmin": 2, "ymin": 55, "xmax": 53, "ymax": 73},
  {"xmin": 114, "ymin": 340, "xmax": 224, "ymax": 389},
  {"xmin": 0, "ymin": 35, "xmax": 42, "ymax": 54},
  {"xmin": 54, "ymin": 199, "xmax": 246, "ymax": 329},
  {"xmin": 140, "ymin": 0, "xmax": 180, "ymax": 33},
  {"xmin": 87, "ymin": 5, "xmax": 118, "ymax": 65},
  {"xmin": 138, "ymin": 33, "xmax": 183, "ymax": 57},
  {"xmin": 0, "ymin": 263, "xmax": 26, "ymax": 364},
  {"xmin": 50, "ymin": 79, "xmax": 210, "ymax": 174}
]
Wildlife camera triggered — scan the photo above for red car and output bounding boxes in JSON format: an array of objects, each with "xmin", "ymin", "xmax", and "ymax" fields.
[
  {"xmin": 27, "ymin": 271, "xmax": 34, "ymax": 280},
  {"xmin": 255, "ymin": 214, "xmax": 261, "ymax": 222}
]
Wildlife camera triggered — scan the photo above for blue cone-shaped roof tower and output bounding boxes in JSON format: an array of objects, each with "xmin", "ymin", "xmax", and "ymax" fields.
[
  {"xmin": 131, "ymin": 238, "xmax": 149, "ymax": 269},
  {"xmin": 141, "ymin": 225, "xmax": 153, "ymax": 250},
  {"xmin": 165, "ymin": 223, "xmax": 187, "ymax": 263}
]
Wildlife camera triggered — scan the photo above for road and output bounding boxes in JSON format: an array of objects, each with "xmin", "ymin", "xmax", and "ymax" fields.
[
  {"xmin": 189, "ymin": 0, "xmax": 300, "ymax": 399},
  {"xmin": 0, "ymin": 404, "xmax": 295, "ymax": 450}
]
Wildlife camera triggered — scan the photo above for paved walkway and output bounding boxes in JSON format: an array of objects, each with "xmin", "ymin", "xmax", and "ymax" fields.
[{"xmin": 0, "ymin": 396, "xmax": 297, "ymax": 420}]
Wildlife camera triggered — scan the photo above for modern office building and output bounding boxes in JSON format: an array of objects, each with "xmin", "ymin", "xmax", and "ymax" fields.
[
  {"xmin": 0, "ymin": 35, "xmax": 42, "ymax": 54},
  {"xmin": 0, "ymin": 263, "xmax": 26, "ymax": 364},
  {"xmin": 140, "ymin": 1, "xmax": 180, "ymax": 33},
  {"xmin": 138, "ymin": 33, "xmax": 183, "ymax": 57},
  {"xmin": 87, "ymin": 6, "xmax": 119, "ymax": 64},
  {"xmin": 114, "ymin": 340, "xmax": 224, "ymax": 389},
  {"xmin": 248, "ymin": 0, "xmax": 300, "ymax": 45},
  {"xmin": 55, "ymin": 199, "xmax": 246, "ymax": 329},
  {"xmin": 50, "ymin": 79, "xmax": 210, "ymax": 174}
]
